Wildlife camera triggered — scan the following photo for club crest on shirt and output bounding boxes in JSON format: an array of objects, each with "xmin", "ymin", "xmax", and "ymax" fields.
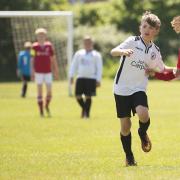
[{"xmin": 151, "ymin": 52, "xmax": 156, "ymax": 60}]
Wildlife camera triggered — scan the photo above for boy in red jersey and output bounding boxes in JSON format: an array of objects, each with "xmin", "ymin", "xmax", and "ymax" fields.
[{"xmin": 31, "ymin": 28, "xmax": 59, "ymax": 117}]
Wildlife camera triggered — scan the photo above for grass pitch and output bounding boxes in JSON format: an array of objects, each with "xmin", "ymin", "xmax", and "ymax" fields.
[{"xmin": 0, "ymin": 79, "xmax": 180, "ymax": 180}]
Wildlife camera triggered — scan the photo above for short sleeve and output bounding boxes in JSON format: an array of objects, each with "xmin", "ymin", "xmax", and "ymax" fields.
[
  {"xmin": 117, "ymin": 36, "xmax": 135, "ymax": 49},
  {"xmin": 30, "ymin": 49, "xmax": 35, "ymax": 57}
]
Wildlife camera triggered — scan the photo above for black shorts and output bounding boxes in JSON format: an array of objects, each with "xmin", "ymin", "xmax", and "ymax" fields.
[
  {"xmin": 75, "ymin": 78, "xmax": 96, "ymax": 96},
  {"xmin": 22, "ymin": 75, "xmax": 31, "ymax": 81},
  {"xmin": 114, "ymin": 91, "xmax": 148, "ymax": 118}
]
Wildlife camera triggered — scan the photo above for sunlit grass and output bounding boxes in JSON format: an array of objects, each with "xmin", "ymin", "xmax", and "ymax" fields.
[{"xmin": 0, "ymin": 79, "xmax": 180, "ymax": 179}]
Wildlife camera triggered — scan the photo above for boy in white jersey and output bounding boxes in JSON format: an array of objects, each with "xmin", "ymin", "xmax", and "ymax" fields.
[
  {"xmin": 111, "ymin": 11, "xmax": 164, "ymax": 166},
  {"xmin": 69, "ymin": 36, "xmax": 103, "ymax": 118}
]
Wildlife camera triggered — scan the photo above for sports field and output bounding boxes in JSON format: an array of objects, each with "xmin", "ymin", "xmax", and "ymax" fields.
[{"xmin": 0, "ymin": 79, "xmax": 180, "ymax": 180}]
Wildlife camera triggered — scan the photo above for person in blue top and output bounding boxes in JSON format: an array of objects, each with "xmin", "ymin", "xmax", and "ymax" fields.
[{"xmin": 17, "ymin": 41, "xmax": 32, "ymax": 97}]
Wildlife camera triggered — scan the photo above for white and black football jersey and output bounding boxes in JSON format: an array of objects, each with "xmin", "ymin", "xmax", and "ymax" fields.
[
  {"xmin": 69, "ymin": 49, "xmax": 103, "ymax": 82},
  {"xmin": 114, "ymin": 36, "xmax": 165, "ymax": 96}
]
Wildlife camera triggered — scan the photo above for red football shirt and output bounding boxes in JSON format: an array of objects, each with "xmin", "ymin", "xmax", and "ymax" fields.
[
  {"xmin": 32, "ymin": 41, "xmax": 54, "ymax": 73},
  {"xmin": 177, "ymin": 48, "xmax": 180, "ymax": 69}
]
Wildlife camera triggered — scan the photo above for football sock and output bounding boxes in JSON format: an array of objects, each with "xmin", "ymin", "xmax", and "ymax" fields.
[
  {"xmin": 77, "ymin": 98, "xmax": 85, "ymax": 109},
  {"xmin": 45, "ymin": 95, "xmax": 52, "ymax": 108},
  {"xmin": 138, "ymin": 119, "xmax": 150, "ymax": 137},
  {"xmin": 85, "ymin": 98, "xmax": 92, "ymax": 117},
  {"xmin": 37, "ymin": 96, "xmax": 43, "ymax": 115},
  {"xmin": 22, "ymin": 83, "xmax": 27, "ymax": 97},
  {"xmin": 120, "ymin": 132, "xmax": 133, "ymax": 158}
]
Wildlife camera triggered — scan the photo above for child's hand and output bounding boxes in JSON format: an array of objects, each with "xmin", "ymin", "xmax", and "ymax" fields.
[
  {"xmin": 145, "ymin": 68, "xmax": 155, "ymax": 77},
  {"xmin": 122, "ymin": 49, "xmax": 134, "ymax": 57}
]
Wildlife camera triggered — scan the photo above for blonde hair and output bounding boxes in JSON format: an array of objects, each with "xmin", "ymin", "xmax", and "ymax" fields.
[
  {"xmin": 35, "ymin": 28, "xmax": 47, "ymax": 35},
  {"xmin": 171, "ymin": 16, "xmax": 180, "ymax": 33},
  {"xmin": 141, "ymin": 11, "xmax": 161, "ymax": 29},
  {"xmin": 24, "ymin": 41, "xmax": 32, "ymax": 48}
]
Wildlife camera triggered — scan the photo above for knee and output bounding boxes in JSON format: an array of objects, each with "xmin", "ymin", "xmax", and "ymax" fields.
[
  {"xmin": 120, "ymin": 118, "xmax": 131, "ymax": 136},
  {"xmin": 136, "ymin": 106, "xmax": 149, "ymax": 122}
]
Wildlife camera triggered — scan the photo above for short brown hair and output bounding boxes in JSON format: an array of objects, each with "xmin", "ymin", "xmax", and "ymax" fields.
[{"xmin": 141, "ymin": 11, "xmax": 161, "ymax": 29}]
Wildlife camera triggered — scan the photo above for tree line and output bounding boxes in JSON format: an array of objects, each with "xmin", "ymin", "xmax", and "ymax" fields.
[{"xmin": 0, "ymin": 0, "xmax": 179, "ymax": 81}]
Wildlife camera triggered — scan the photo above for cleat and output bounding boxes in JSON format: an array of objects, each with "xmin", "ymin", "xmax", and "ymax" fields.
[
  {"xmin": 139, "ymin": 133, "xmax": 152, "ymax": 152},
  {"xmin": 125, "ymin": 155, "xmax": 137, "ymax": 167}
]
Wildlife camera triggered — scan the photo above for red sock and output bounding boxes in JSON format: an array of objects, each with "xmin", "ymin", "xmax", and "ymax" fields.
[
  {"xmin": 37, "ymin": 96, "xmax": 43, "ymax": 115},
  {"xmin": 155, "ymin": 71, "xmax": 175, "ymax": 81},
  {"xmin": 45, "ymin": 95, "xmax": 52, "ymax": 108}
]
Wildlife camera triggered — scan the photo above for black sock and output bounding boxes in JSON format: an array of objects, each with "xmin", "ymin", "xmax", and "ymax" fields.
[
  {"xmin": 22, "ymin": 83, "xmax": 27, "ymax": 97},
  {"xmin": 85, "ymin": 98, "xmax": 92, "ymax": 117},
  {"xmin": 120, "ymin": 132, "xmax": 133, "ymax": 158},
  {"xmin": 138, "ymin": 119, "xmax": 150, "ymax": 137},
  {"xmin": 76, "ymin": 98, "xmax": 85, "ymax": 109}
]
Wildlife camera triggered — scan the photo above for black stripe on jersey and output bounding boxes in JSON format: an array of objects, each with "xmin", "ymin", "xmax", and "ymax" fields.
[
  {"xmin": 115, "ymin": 56, "xmax": 126, "ymax": 84},
  {"xmin": 154, "ymin": 44, "xmax": 160, "ymax": 52},
  {"xmin": 135, "ymin": 36, "xmax": 140, "ymax": 41},
  {"xmin": 140, "ymin": 36, "xmax": 153, "ymax": 54},
  {"xmin": 146, "ymin": 45, "xmax": 152, "ymax": 53},
  {"xmin": 140, "ymin": 36, "xmax": 147, "ymax": 48}
]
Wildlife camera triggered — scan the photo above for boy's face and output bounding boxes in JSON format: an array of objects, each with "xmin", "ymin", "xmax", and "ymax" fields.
[
  {"xmin": 84, "ymin": 39, "xmax": 93, "ymax": 51},
  {"xmin": 140, "ymin": 21, "xmax": 159, "ymax": 43},
  {"xmin": 36, "ymin": 33, "xmax": 46, "ymax": 43}
]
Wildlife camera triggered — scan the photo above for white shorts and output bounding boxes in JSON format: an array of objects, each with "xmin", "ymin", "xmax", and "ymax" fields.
[{"xmin": 35, "ymin": 73, "xmax": 52, "ymax": 85}]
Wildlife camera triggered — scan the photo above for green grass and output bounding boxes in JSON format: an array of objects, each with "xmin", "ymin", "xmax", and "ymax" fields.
[{"xmin": 1, "ymin": 79, "xmax": 180, "ymax": 180}]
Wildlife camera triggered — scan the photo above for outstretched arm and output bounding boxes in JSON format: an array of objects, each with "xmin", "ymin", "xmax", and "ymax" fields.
[
  {"xmin": 111, "ymin": 48, "xmax": 133, "ymax": 57},
  {"xmin": 145, "ymin": 66, "xmax": 176, "ymax": 81},
  {"xmin": 155, "ymin": 71, "xmax": 175, "ymax": 81}
]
